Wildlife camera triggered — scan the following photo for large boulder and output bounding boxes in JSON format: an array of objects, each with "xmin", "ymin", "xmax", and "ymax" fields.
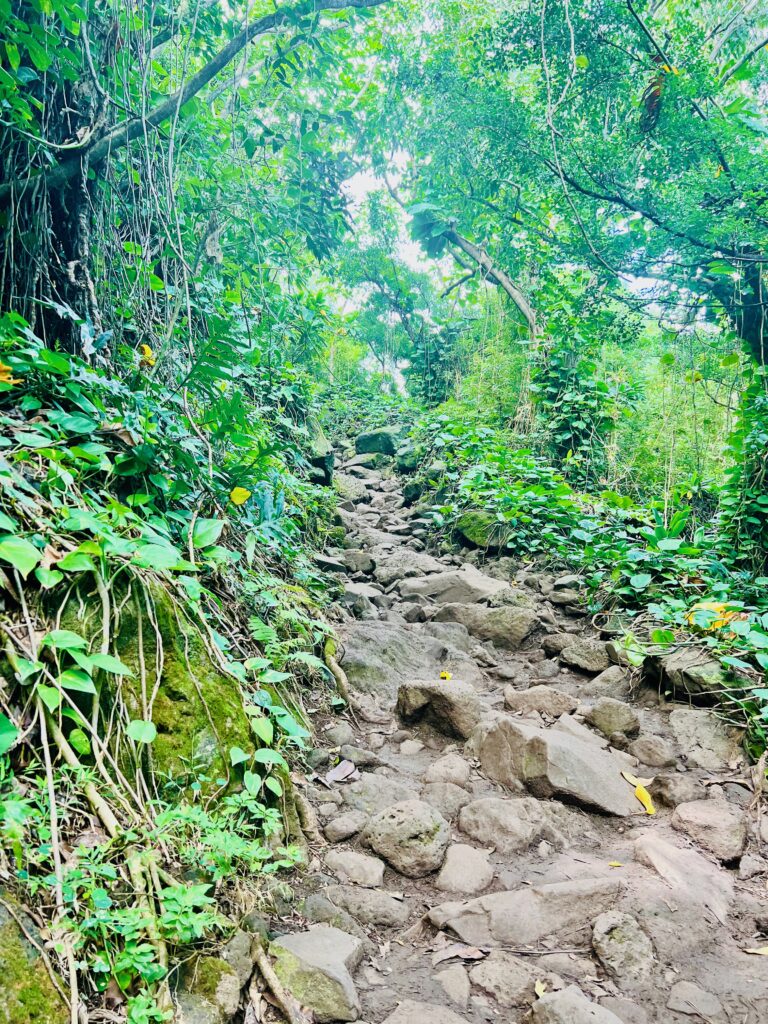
[
  {"xmin": 399, "ymin": 565, "xmax": 508, "ymax": 605},
  {"xmin": 455, "ymin": 510, "xmax": 501, "ymax": 549},
  {"xmin": 668, "ymin": 708, "xmax": 744, "ymax": 770},
  {"xmin": 372, "ymin": 548, "xmax": 444, "ymax": 587},
  {"xmin": 469, "ymin": 714, "xmax": 638, "ymax": 816},
  {"xmin": 270, "ymin": 926, "xmax": 363, "ymax": 1023},
  {"xmin": 362, "ymin": 800, "xmax": 450, "ymax": 877},
  {"xmin": 427, "ymin": 876, "xmax": 622, "ymax": 946},
  {"xmin": 532, "ymin": 986, "xmax": 624, "ymax": 1024},
  {"xmin": 355, "ymin": 426, "xmax": 404, "ymax": 455},
  {"xmin": 0, "ymin": 897, "xmax": 68, "ymax": 1023},
  {"xmin": 396, "ymin": 678, "xmax": 484, "ymax": 739},
  {"xmin": 458, "ymin": 796, "xmax": 572, "ymax": 853},
  {"xmin": 433, "ymin": 603, "xmax": 539, "ymax": 650},
  {"xmin": 559, "ymin": 639, "xmax": 611, "ymax": 673},
  {"xmin": 648, "ymin": 646, "xmax": 731, "ymax": 698},
  {"xmin": 671, "ymin": 798, "xmax": 748, "ymax": 861}
]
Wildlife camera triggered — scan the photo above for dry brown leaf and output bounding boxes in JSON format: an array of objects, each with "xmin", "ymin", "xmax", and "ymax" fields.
[
  {"xmin": 744, "ymin": 946, "xmax": 768, "ymax": 956},
  {"xmin": 432, "ymin": 942, "xmax": 488, "ymax": 966},
  {"xmin": 325, "ymin": 759, "xmax": 360, "ymax": 784}
]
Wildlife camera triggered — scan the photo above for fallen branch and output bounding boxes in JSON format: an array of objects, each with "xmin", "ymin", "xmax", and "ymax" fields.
[{"xmin": 250, "ymin": 941, "xmax": 313, "ymax": 1024}]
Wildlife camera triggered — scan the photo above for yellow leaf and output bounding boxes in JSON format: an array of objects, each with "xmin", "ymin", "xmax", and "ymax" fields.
[
  {"xmin": 608, "ymin": 861, "xmax": 623, "ymax": 868},
  {"xmin": 534, "ymin": 979, "xmax": 547, "ymax": 998},
  {"xmin": 634, "ymin": 783, "xmax": 656, "ymax": 815},
  {"xmin": 230, "ymin": 486, "xmax": 252, "ymax": 506},
  {"xmin": 139, "ymin": 343, "xmax": 156, "ymax": 368},
  {"xmin": 621, "ymin": 770, "xmax": 654, "ymax": 788},
  {"xmin": 439, "ymin": 671, "xmax": 452, "ymax": 680},
  {"xmin": 0, "ymin": 361, "xmax": 22, "ymax": 385},
  {"xmin": 744, "ymin": 946, "xmax": 768, "ymax": 956}
]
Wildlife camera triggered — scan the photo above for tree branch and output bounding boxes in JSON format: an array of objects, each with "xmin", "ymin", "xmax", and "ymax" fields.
[{"xmin": 0, "ymin": 0, "xmax": 389, "ymax": 207}]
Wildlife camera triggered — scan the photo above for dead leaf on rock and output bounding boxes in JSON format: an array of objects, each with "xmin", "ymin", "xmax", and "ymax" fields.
[
  {"xmin": 744, "ymin": 946, "xmax": 768, "ymax": 956},
  {"xmin": 534, "ymin": 979, "xmax": 548, "ymax": 998},
  {"xmin": 325, "ymin": 759, "xmax": 360, "ymax": 784},
  {"xmin": 432, "ymin": 942, "xmax": 488, "ymax": 966},
  {"xmin": 621, "ymin": 770, "xmax": 654, "ymax": 788}
]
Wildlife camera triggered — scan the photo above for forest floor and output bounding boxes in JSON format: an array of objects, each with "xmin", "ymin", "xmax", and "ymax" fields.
[{"xmin": 269, "ymin": 449, "xmax": 768, "ymax": 1024}]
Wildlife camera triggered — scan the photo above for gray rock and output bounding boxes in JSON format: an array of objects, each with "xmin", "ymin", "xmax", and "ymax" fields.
[
  {"xmin": 458, "ymin": 796, "xmax": 570, "ymax": 854},
  {"xmin": 668, "ymin": 708, "xmax": 744, "ymax": 770},
  {"xmin": 422, "ymin": 781, "xmax": 471, "ymax": 820},
  {"xmin": 648, "ymin": 772, "xmax": 705, "ymax": 808},
  {"xmin": 549, "ymin": 588, "xmax": 581, "ymax": 606},
  {"xmin": 399, "ymin": 565, "xmax": 508, "ymax": 605},
  {"xmin": 325, "ymin": 722, "xmax": 356, "ymax": 747},
  {"xmin": 342, "ymin": 549, "xmax": 375, "ymax": 574},
  {"xmin": 599, "ymin": 997, "xmax": 649, "ymax": 1024},
  {"xmin": 653, "ymin": 647, "xmax": 730, "ymax": 697},
  {"xmin": 504, "ymin": 685, "xmax": 579, "ymax": 718},
  {"xmin": 584, "ymin": 697, "xmax": 640, "ymax": 737},
  {"xmin": 355, "ymin": 425, "xmax": 404, "ymax": 455},
  {"xmin": 323, "ymin": 885, "xmax": 410, "ymax": 927},
  {"xmin": 373, "ymin": 548, "xmax": 444, "ymax": 587},
  {"xmin": 592, "ymin": 911, "xmax": 653, "ymax": 985},
  {"xmin": 363, "ymin": 800, "xmax": 450, "ymax": 877},
  {"xmin": 219, "ymin": 928, "xmax": 255, "ymax": 986},
  {"xmin": 634, "ymin": 833, "xmax": 733, "ymax": 922},
  {"xmin": 325, "ymin": 849, "xmax": 386, "ymax": 887},
  {"xmin": 428, "ymin": 876, "xmax": 622, "ymax": 946},
  {"xmin": 469, "ymin": 950, "xmax": 537, "ymax": 1007},
  {"xmin": 542, "ymin": 633, "xmax": 579, "ymax": 656},
  {"xmin": 433, "ymin": 603, "xmax": 539, "ymax": 650},
  {"xmin": 324, "ymin": 810, "xmax": 370, "ymax": 843},
  {"xmin": 339, "ymin": 744, "xmax": 380, "ymax": 766},
  {"xmin": 470, "ymin": 714, "xmax": 639, "ymax": 816},
  {"xmin": 174, "ymin": 993, "xmax": 226, "ymax": 1024},
  {"xmin": 532, "ymin": 985, "xmax": 624, "ymax": 1024},
  {"xmin": 181, "ymin": 957, "xmax": 241, "ymax": 1021},
  {"xmin": 381, "ymin": 1000, "xmax": 468, "ymax": 1024},
  {"xmin": 671, "ymin": 798, "xmax": 748, "ymax": 861},
  {"xmin": 560, "ymin": 639, "xmax": 611, "ymax": 673},
  {"xmin": 302, "ymin": 894, "xmax": 368, "ymax": 943},
  {"xmin": 271, "ymin": 926, "xmax": 364, "ymax": 1023},
  {"xmin": 590, "ymin": 665, "xmax": 630, "ymax": 690},
  {"xmin": 435, "ymin": 844, "xmax": 494, "ymax": 894},
  {"xmin": 433, "ymin": 964, "xmax": 470, "ymax": 1009},
  {"xmin": 424, "ymin": 752, "xmax": 471, "ymax": 787},
  {"xmin": 666, "ymin": 981, "xmax": 723, "ymax": 1017},
  {"xmin": 341, "ymin": 773, "xmax": 418, "ymax": 815},
  {"xmin": 397, "ymin": 678, "xmax": 484, "ymax": 739},
  {"xmin": 627, "ymin": 735, "xmax": 676, "ymax": 767}
]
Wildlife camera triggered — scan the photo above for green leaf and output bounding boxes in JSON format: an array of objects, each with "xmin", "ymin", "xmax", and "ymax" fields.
[
  {"xmin": 252, "ymin": 748, "xmax": 287, "ymax": 768},
  {"xmin": 58, "ymin": 551, "xmax": 96, "ymax": 573},
  {"xmin": 127, "ymin": 719, "xmax": 157, "ymax": 744},
  {"xmin": 132, "ymin": 543, "xmax": 185, "ymax": 571},
  {"xmin": 0, "ymin": 536, "xmax": 41, "ymax": 578},
  {"xmin": 251, "ymin": 717, "xmax": 274, "ymax": 746},
  {"xmin": 36, "ymin": 684, "xmax": 62, "ymax": 712},
  {"xmin": 69, "ymin": 728, "xmax": 92, "ymax": 756},
  {"xmin": 42, "ymin": 629, "xmax": 88, "ymax": 651},
  {"xmin": 88, "ymin": 653, "xmax": 134, "ymax": 676},
  {"xmin": 59, "ymin": 669, "xmax": 97, "ymax": 694},
  {"xmin": 0, "ymin": 713, "xmax": 19, "ymax": 756},
  {"xmin": 192, "ymin": 518, "xmax": 224, "ymax": 549},
  {"xmin": 650, "ymin": 628, "xmax": 675, "ymax": 645},
  {"xmin": 35, "ymin": 567, "xmax": 64, "ymax": 589},
  {"xmin": 229, "ymin": 745, "xmax": 250, "ymax": 766},
  {"xmin": 265, "ymin": 776, "xmax": 283, "ymax": 797},
  {"xmin": 629, "ymin": 573, "xmax": 652, "ymax": 590}
]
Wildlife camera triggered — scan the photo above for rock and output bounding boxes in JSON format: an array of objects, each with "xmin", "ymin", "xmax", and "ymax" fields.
[
  {"xmin": 339, "ymin": 744, "xmax": 380, "ymax": 767},
  {"xmin": 424, "ymin": 753, "xmax": 470, "ymax": 788},
  {"xmin": 325, "ymin": 722, "xmax": 356, "ymax": 747},
  {"xmin": 355, "ymin": 425, "xmax": 404, "ymax": 455},
  {"xmin": 666, "ymin": 981, "xmax": 723, "ymax": 1017},
  {"xmin": 599, "ymin": 997, "xmax": 648, "ymax": 1024},
  {"xmin": 343, "ymin": 452, "xmax": 379, "ymax": 468},
  {"xmin": 422, "ymin": 782, "xmax": 471, "ymax": 820},
  {"xmin": 504, "ymin": 685, "xmax": 579, "ymax": 718},
  {"xmin": 554, "ymin": 574, "xmax": 584, "ymax": 590},
  {"xmin": 455, "ymin": 510, "xmax": 500, "ymax": 548},
  {"xmin": 373, "ymin": 549, "xmax": 444, "ymax": 588},
  {"xmin": 181, "ymin": 957, "xmax": 241, "ymax": 1021},
  {"xmin": 458, "ymin": 797, "xmax": 570, "ymax": 854},
  {"xmin": 590, "ymin": 665, "xmax": 630, "ymax": 690},
  {"xmin": 219, "ymin": 929, "xmax": 255, "ymax": 986},
  {"xmin": 592, "ymin": 911, "xmax": 653, "ymax": 985},
  {"xmin": 323, "ymin": 885, "xmax": 410, "ymax": 927},
  {"xmin": 559, "ymin": 639, "xmax": 611, "ymax": 673},
  {"xmin": 633, "ymin": 833, "xmax": 733, "ymax": 922},
  {"xmin": 532, "ymin": 985, "xmax": 624, "ymax": 1024},
  {"xmin": 174, "ymin": 993, "xmax": 226, "ymax": 1024},
  {"xmin": 627, "ymin": 735, "xmax": 676, "ymax": 768},
  {"xmin": 343, "ymin": 550, "xmax": 375, "ymax": 574},
  {"xmin": 470, "ymin": 714, "xmax": 639, "ymax": 816},
  {"xmin": 427, "ymin": 876, "xmax": 621, "ymax": 946},
  {"xmin": 469, "ymin": 950, "xmax": 537, "ymax": 1006},
  {"xmin": 0, "ymin": 896, "xmax": 68, "ymax": 1023},
  {"xmin": 399, "ymin": 739, "xmax": 424, "ymax": 756},
  {"xmin": 668, "ymin": 708, "xmax": 744, "ymax": 770},
  {"xmin": 549, "ymin": 588, "xmax": 581, "ymax": 606},
  {"xmin": 399, "ymin": 565, "xmax": 508, "ymax": 604},
  {"xmin": 271, "ymin": 926, "xmax": 363, "ymax": 1023},
  {"xmin": 542, "ymin": 633, "xmax": 578, "ymax": 656},
  {"xmin": 381, "ymin": 1000, "xmax": 467, "ymax": 1024},
  {"xmin": 435, "ymin": 844, "xmax": 494, "ymax": 894},
  {"xmin": 652, "ymin": 647, "xmax": 730, "ymax": 698},
  {"xmin": 397, "ymin": 678, "xmax": 484, "ymax": 739},
  {"xmin": 584, "ymin": 697, "xmax": 639, "ymax": 737},
  {"xmin": 433, "ymin": 964, "xmax": 470, "ymax": 1009},
  {"xmin": 433, "ymin": 603, "xmax": 539, "ymax": 650},
  {"xmin": 300, "ymin": 895, "xmax": 367, "ymax": 943},
  {"xmin": 325, "ymin": 850, "xmax": 386, "ymax": 887},
  {"xmin": 362, "ymin": 800, "xmax": 449, "ymax": 877},
  {"xmin": 671, "ymin": 798, "xmax": 748, "ymax": 861},
  {"xmin": 648, "ymin": 772, "xmax": 705, "ymax": 808},
  {"xmin": 341, "ymin": 773, "xmax": 418, "ymax": 815},
  {"xmin": 316, "ymin": 554, "xmax": 347, "ymax": 572}
]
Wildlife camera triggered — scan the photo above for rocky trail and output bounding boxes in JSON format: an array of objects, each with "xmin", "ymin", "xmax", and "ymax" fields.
[{"xmin": 266, "ymin": 445, "xmax": 768, "ymax": 1024}]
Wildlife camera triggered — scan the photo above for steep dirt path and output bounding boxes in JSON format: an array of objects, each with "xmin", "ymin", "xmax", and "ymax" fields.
[{"xmin": 273, "ymin": 459, "xmax": 768, "ymax": 1024}]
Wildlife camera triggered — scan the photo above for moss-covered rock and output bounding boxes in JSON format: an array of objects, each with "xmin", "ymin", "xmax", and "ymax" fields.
[
  {"xmin": 455, "ymin": 510, "xmax": 500, "ymax": 548},
  {"xmin": 0, "ymin": 896, "xmax": 68, "ymax": 1023},
  {"xmin": 180, "ymin": 956, "xmax": 241, "ymax": 1021},
  {"xmin": 395, "ymin": 445, "xmax": 422, "ymax": 474},
  {"xmin": 307, "ymin": 415, "xmax": 334, "ymax": 485},
  {"xmin": 270, "ymin": 926, "xmax": 363, "ymax": 1022},
  {"xmin": 354, "ymin": 425, "xmax": 404, "ymax": 455}
]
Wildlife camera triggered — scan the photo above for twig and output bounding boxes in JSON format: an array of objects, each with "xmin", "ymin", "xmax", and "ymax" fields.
[{"xmin": 250, "ymin": 941, "xmax": 313, "ymax": 1024}]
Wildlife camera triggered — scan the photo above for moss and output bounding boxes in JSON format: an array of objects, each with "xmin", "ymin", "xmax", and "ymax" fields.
[
  {"xmin": 0, "ymin": 901, "xmax": 67, "ymax": 1023},
  {"xmin": 188, "ymin": 956, "xmax": 237, "ymax": 1000},
  {"xmin": 326, "ymin": 526, "xmax": 346, "ymax": 547},
  {"xmin": 455, "ymin": 510, "xmax": 499, "ymax": 548}
]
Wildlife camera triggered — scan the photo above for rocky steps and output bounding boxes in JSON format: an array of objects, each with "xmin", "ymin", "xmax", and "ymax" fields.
[{"xmin": 264, "ymin": 450, "xmax": 768, "ymax": 1024}]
